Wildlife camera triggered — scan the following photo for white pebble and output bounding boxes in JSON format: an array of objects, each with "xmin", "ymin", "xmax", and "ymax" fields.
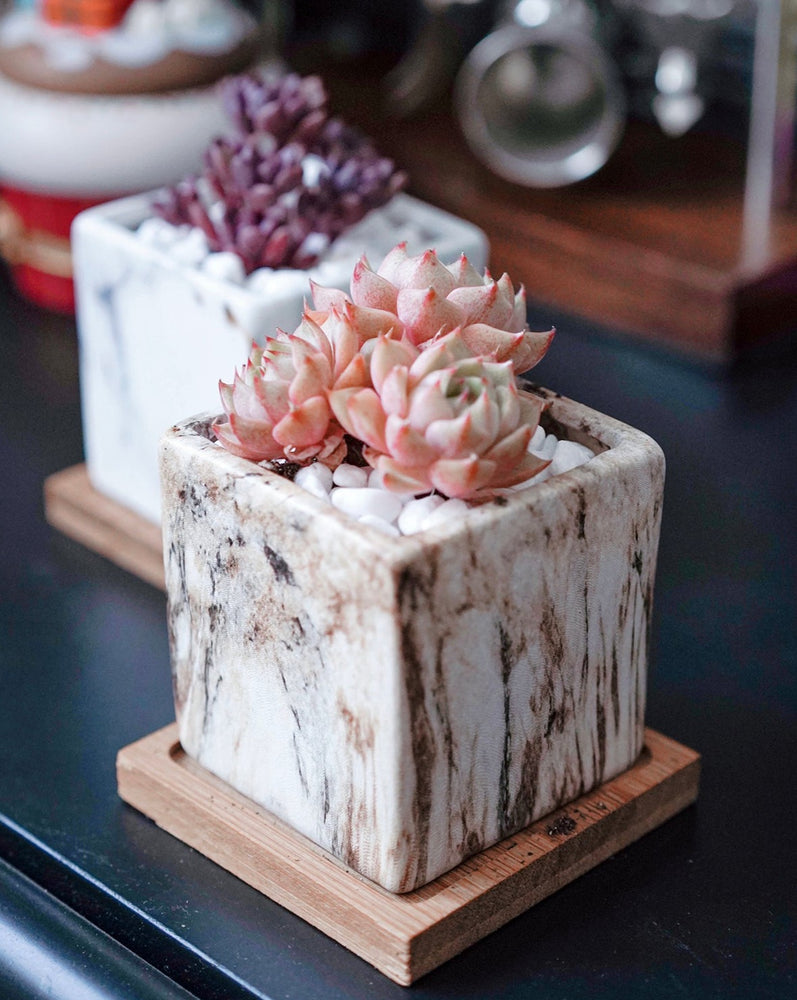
[
  {"xmin": 296, "ymin": 463, "xmax": 333, "ymax": 488},
  {"xmin": 331, "ymin": 487, "xmax": 403, "ymax": 524},
  {"xmin": 123, "ymin": 0, "xmax": 165, "ymax": 34},
  {"xmin": 136, "ymin": 216, "xmax": 182, "ymax": 247},
  {"xmin": 358, "ymin": 514, "xmax": 401, "ymax": 537},
  {"xmin": 332, "ymin": 463, "xmax": 370, "ymax": 488},
  {"xmin": 170, "ymin": 227, "xmax": 209, "ymax": 266},
  {"xmin": 246, "ymin": 267, "xmax": 276, "ymax": 294},
  {"xmin": 301, "ymin": 153, "xmax": 330, "ymax": 188},
  {"xmin": 297, "ymin": 231, "xmax": 331, "ymax": 260},
  {"xmin": 367, "ymin": 468, "xmax": 387, "ymax": 489},
  {"xmin": 252, "ymin": 267, "xmax": 310, "ymax": 298},
  {"xmin": 201, "ymin": 251, "xmax": 246, "ymax": 285},
  {"xmin": 420, "ymin": 498, "xmax": 470, "ymax": 530},
  {"xmin": 164, "ymin": 0, "xmax": 216, "ymax": 30},
  {"xmin": 207, "ymin": 200, "xmax": 227, "ymax": 227},
  {"xmin": 397, "ymin": 494, "xmax": 444, "ymax": 535},
  {"xmin": 44, "ymin": 35, "xmax": 92, "ymax": 72},
  {"xmin": 550, "ymin": 440, "xmax": 594, "ymax": 476},
  {"xmin": 294, "ymin": 464, "xmax": 333, "ymax": 500},
  {"xmin": 529, "ymin": 425, "xmax": 546, "ymax": 452},
  {"xmin": 531, "ymin": 432, "xmax": 558, "ymax": 460}
]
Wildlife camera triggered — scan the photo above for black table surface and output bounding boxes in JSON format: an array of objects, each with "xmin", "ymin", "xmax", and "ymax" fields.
[{"xmin": 0, "ymin": 264, "xmax": 794, "ymax": 1000}]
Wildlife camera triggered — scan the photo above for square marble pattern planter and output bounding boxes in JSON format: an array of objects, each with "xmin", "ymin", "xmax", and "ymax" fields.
[
  {"xmin": 159, "ymin": 390, "xmax": 665, "ymax": 893},
  {"xmin": 73, "ymin": 192, "xmax": 488, "ymax": 524}
]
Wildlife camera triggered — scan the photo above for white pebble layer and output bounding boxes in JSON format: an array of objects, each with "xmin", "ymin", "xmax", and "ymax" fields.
[
  {"xmin": 287, "ymin": 434, "xmax": 596, "ymax": 536},
  {"xmin": 168, "ymin": 227, "xmax": 209, "ymax": 267},
  {"xmin": 201, "ymin": 251, "xmax": 246, "ymax": 285}
]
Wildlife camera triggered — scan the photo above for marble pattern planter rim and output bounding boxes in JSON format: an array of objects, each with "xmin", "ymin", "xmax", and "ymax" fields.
[
  {"xmin": 167, "ymin": 383, "xmax": 646, "ymax": 553},
  {"xmin": 72, "ymin": 189, "xmax": 486, "ymax": 291}
]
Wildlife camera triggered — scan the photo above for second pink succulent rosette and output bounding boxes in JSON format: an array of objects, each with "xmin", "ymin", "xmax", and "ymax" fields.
[{"xmin": 212, "ymin": 243, "xmax": 556, "ymax": 501}]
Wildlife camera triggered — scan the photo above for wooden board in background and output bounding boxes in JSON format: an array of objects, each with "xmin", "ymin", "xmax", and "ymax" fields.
[
  {"xmin": 44, "ymin": 464, "xmax": 165, "ymax": 590},
  {"xmin": 307, "ymin": 57, "xmax": 797, "ymax": 362},
  {"xmin": 117, "ymin": 725, "xmax": 700, "ymax": 986}
]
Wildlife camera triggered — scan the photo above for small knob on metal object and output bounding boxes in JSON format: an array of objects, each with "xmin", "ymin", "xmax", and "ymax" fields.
[{"xmin": 652, "ymin": 45, "xmax": 704, "ymax": 137}]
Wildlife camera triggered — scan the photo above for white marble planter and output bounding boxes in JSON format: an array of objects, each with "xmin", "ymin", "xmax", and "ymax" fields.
[
  {"xmin": 73, "ymin": 193, "xmax": 488, "ymax": 523},
  {"xmin": 159, "ymin": 391, "xmax": 665, "ymax": 893}
]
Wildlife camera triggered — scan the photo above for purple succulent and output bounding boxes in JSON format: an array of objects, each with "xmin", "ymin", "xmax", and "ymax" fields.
[{"xmin": 152, "ymin": 72, "xmax": 407, "ymax": 273}]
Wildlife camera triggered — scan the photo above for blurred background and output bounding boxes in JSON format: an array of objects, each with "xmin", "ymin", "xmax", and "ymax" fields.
[{"xmin": 1, "ymin": 0, "xmax": 794, "ymax": 361}]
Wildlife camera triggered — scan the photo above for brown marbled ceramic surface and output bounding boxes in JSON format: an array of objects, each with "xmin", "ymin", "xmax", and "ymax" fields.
[{"xmin": 160, "ymin": 392, "xmax": 664, "ymax": 892}]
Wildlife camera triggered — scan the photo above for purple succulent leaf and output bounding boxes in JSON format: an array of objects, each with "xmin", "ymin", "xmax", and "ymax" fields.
[
  {"xmin": 186, "ymin": 200, "xmax": 216, "ymax": 242},
  {"xmin": 273, "ymin": 162, "xmax": 304, "ymax": 197},
  {"xmin": 290, "ymin": 248, "xmax": 321, "ymax": 269},
  {"xmin": 154, "ymin": 71, "xmax": 406, "ymax": 273},
  {"xmin": 253, "ymin": 100, "xmax": 284, "ymax": 135},
  {"xmin": 231, "ymin": 148, "xmax": 256, "ymax": 190},
  {"xmin": 261, "ymin": 226, "xmax": 293, "ymax": 268},
  {"xmin": 247, "ymin": 183, "xmax": 275, "ymax": 213},
  {"xmin": 237, "ymin": 224, "xmax": 266, "ymax": 260},
  {"xmin": 293, "ymin": 108, "xmax": 327, "ymax": 145}
]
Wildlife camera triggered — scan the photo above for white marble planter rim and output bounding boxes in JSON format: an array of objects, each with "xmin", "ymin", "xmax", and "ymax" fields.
[{"xmin": 165, "ymin": 388, "xmax": 654, "ymax": 550}]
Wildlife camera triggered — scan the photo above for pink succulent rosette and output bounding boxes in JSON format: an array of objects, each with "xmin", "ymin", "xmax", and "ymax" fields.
[
  {"xmin": 328, "ymin": 332, "xmax": 551, "ymax": 499},
  {"xmin": 312, "ymin": 243, "xmax": 554, "ymax": 375},
  {"xmin": 212, "ymin": 306, "xmax": 372, "ymax": 465},
  {"xmin": 213, "ymin": 244, "xmax": 555, "ymax": 501}
]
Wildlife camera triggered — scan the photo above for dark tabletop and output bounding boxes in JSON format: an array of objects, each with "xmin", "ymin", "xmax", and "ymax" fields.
[{"xmin": 0, "ymin": 262, "xmax": 794, "ymax": 1000}]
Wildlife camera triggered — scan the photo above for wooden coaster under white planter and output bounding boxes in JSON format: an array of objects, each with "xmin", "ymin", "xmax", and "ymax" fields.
[
  {"xmin": 44, "ymin": 464, "xmax": 165, "ymax": 590},
  {"xmin": 117, "ymin": 724, "xmax": 700, "ymax": 986}
]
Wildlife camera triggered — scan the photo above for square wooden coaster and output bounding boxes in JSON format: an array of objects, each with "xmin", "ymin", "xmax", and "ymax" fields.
[
  {"xmin": 117, "ymin": 725, "xmax": 700, "ymax": 985},
  {"xmin": 44, "ymin": 464, "xmax": 165, "ymax": 590}
]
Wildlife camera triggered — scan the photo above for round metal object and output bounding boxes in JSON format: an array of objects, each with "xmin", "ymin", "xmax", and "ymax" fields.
[{"xmin": 455, "ymin": 23, "xmax": 626, "ymax": 187}]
